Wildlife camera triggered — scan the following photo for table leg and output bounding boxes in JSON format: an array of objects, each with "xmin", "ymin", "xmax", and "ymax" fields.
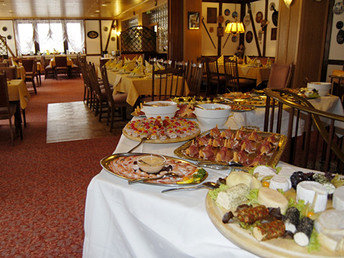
[{"xmin": 13, "ymin": 101, "xmax": 23, "ymax": 140}]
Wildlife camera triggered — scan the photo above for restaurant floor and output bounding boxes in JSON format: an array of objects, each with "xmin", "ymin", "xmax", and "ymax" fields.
[{"xmin": 0, "ymin": 78, "xmax": 123, "ymax": 256}]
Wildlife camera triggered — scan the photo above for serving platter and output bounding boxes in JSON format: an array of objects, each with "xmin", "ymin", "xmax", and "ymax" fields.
[
  {"xmin": 123, "ymin": 117, "xmax": 200, "ymax": 144},
  {"xmin": 174, "ymin": 128, "xmax": 287, "ymax": 168},
  {"xmin": 205, "ymin": 191, "xmax": 341, "ymax": 257},
  {"xmin": 100, "ymin": 153, "xmax": 208, "ymax": 186}
]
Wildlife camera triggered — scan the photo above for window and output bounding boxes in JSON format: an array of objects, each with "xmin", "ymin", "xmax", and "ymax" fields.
[
  {"xmin": 17, "ymin": 23, "xmax": 34, "ymax": 54},
  {"xmin": 15, "ymin": 20, "xmax": 84, "ymax": 55},
  {"xmin": 37, "ymin": 22, "xmax": 64, "ymax": 53},
  {"xmin": 66, "ymin": 21, "xmax": 84, "ymax": 53}
]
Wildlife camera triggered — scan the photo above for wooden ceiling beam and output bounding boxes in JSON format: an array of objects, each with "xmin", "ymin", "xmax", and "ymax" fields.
[{"xmin": 202, "ymin": 0, "xmax": 260, "ymax": 3}]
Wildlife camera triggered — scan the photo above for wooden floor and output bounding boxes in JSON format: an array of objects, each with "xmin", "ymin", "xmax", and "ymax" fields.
[{"xmin": 47, "ymin": 101, "xmax": 127, "ymax": 143}]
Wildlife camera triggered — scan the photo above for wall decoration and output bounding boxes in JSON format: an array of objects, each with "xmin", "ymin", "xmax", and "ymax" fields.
[
  {"xmin": 217, "ymin": 27, "xmax": 224, "ymax": 37},
  {"xmin": 232, "ymin": 11, "xmax": 238, "ymax": 19},
  {"xmin": 336, "ymin": 21, "xmax": 343, "ymax": 30},
  {"xmin": 232, "ymin": 35, "xmax": 238, "ymax": 42},
  {"xmin": 111, "ymin": 37, "xmax": 116, "ymax": 41},
  {"xmin": 87, "ymin": 31, "xmax": 99, "ymax": 39},
  {"xmin": 270, "ymin": 4, "xmax": 279, "ymax": 27},
  {"xmin": 2, "ymin": 26, "xmax": 7, "ymax": 31},
  {"xmin": 188, "ymin": 12, "xmax": 200, "ymax": 29},
  {"xmin": 7, "ymin": 35, "xmax": 12, "ymax": 40},
  {"xmin": 244, "ymin": 15, "xmax": 251, "ymax": 26},
  {"xmin": 218, "ymin": 15, "xmax": 224, "ymax": 24},
  {"xmin": 207, "ymin": 8, "xmax": 217, "ymax": 23},
  {"xmin": 224, "ymin": 9, "xmax": 230, "ymax": 16},
  {"xmin": 271, "ymin": 28, "xmax": 277, "ymax": 40},
  {"xmin": 246, "ymin": 31, "xmax": 253, "ymax": 43},
  {"xmin": 225, "ymin": 20, "xmax": 230, "ymax": 27},
  {"xmin": 104, "ymin": 27, "xmax": 109, "ymax": 31},
  {"xmin": 256, "ymin": 12, "xmax": 263, "ymax": 23},
  {"xmin": 333, "ymin": 2, "xmax": 344, "ymax": 15},
  {"xmin": 209, "ymin": 27, "xmax": 214, "ymax": 33},
  {"xmin": 337, "ymin": 30, "xmax": 344, "ymax": 44}
]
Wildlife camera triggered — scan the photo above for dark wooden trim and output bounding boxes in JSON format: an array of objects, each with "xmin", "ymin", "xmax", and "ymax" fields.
[
  {"xmin": 218, "ymin": 3, "xmax": 223, "ymax": 56},
  {"xmin": 84, "ymin": 20, "xmax": 87, "ymax": 55},
  {"xmin": 168, "ymin": 0, "xmax": 183, "ymax": 61},
  {"xmin": 202, "ymin": 0, "xmax": 259, "ymax": 3},
  {"xmin": 262, "ymin": 0, "xmax": 268, "ymax": 56},
  {"xmin": 99, "ymin": 20, "xmax": 103, "ymax": 55},
  {"xmin": 328, "ymin": 59, "xmax": 344, "ymax": 65},
  {"xmin": 239, "ymin": 3, "xmax": 246, "ymax": 46},
  {"xmin": 86, "ymin": 54, "xmax": 102, "ymax": 56},
  {"xmin": 247, "ymin": 3, "xmax": 261, "ymax": 56},
  {"xmin": 104, "ymin": 20, "xmax": 115, "ymax": 52},
  {"xmin": 321, "ymin": 0, "xmax": 335, "ymax": 81}
]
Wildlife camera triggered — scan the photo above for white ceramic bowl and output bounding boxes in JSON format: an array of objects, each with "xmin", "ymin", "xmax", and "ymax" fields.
[
  {"xmin": 141, "ymin": 101, "xmax": 178, "ymax": 118},
  {"xmin": 138, "ymin": 154, "xmax": 166, "ymax": 173},
  {"xmin": 307, "ymin": 82, "xmax": 331, "ymax": 96},
  {"xmin": 194, "ymin": 104, "xmax": 231, "ymax": 129}
]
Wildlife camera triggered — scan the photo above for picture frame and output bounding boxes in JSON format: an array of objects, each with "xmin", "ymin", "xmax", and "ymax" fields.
[
  {"xmin": 188, "ymin": 12, "xmax": 200, "ymax": 30},
  {"xmin": 207, "ymin": 7, "xmax": 217, "ymax": 23}
]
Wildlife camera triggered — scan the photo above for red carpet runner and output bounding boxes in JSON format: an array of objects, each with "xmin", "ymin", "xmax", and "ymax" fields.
[{"xmin": 0, "ymin": 78, "xmax": 120, "ymax": 256}]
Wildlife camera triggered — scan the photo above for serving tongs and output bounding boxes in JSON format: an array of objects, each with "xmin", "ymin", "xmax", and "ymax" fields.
[
  {"xmin": 196, "ymin": 161, "xmax": 243, "ymax": 170},
  {"xmin": 128, "ymin": 172, "xmax": 181, "ymax": 185},
  {"xmin": 161, "ymin": 181, "xmax": 216, "ymax": 193}
]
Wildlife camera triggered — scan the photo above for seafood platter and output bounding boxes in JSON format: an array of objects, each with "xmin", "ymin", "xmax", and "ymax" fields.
[{"xmin": 206, "ymin": 166, "xmax": 344, "ymax": 257}]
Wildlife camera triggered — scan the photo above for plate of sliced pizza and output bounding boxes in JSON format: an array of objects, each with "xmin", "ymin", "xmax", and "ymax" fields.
[{"xmin": 123, "ymin": 117, "xmax": 200, "ymax": 143}]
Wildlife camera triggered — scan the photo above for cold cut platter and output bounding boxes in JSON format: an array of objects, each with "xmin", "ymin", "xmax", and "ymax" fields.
[
  {"xmin": 174, "ymin": 127, "xmax": 287, "ymax": 168},
  {"xmin": 100, "ymin": 153, "xmax": 208, "ymax": 186},
  {"xmin": 205, "ymin": 168, "xmax": 344, "ymax": 257}
]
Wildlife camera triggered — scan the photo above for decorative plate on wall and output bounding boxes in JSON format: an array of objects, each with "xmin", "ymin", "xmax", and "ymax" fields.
[
  {"xmin": 246, "ymin": 31, "xmax": 253, "ymax": 43},
  {"xmin": 336, "ymin": 21, "xmax": 343, "ymax": 30},
  {"xmin": 244, "ymin": 15, "xmax": 251, "ymax": 26},
  {"xmin": 337, "ymin": 30, "xmax": 344, "ymax": 44},
  {"xmin": 111, "ymin": 37, "xmax": 116, "ymax": 41},
  {"xmin": 232, "ymin": 11, "xmax": 238, "ymax": 19},
  {"xmin": 232, "ymin": 35, "xmax": 238, "ymax": 42},
  {"xmin": 224, "ymin": 9, "xmax": 230, "ymax": 16},
  {"xmin": 7, "ymin": 35, "xmax": 11, "ymax": 40},
  {"xmin": 87, "ymin": 31, "xmax": 99, "ymax": 39},
  {"xmin": 333, "ymin": 2, "xmax": 344, "ymax": 15},
  {"xmin": 256, "ymin": 12, "xmax": 263, "ymax": 23},
  {"xmin": 2, "ymin": 26, "xmax": 7, "ymax": 31},
  {"xmin": 104, "ymin": 27, "xmax": 109, "ymax": 31}
]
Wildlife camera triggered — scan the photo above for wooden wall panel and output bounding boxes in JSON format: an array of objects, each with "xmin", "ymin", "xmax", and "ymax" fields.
[
  {"xmin": 183, "ymin": 0, "xmax": 202, "ymax": 62},
  {"xmin": 168, "ymin": 0, "xmax": 183, "ymax": 60}
]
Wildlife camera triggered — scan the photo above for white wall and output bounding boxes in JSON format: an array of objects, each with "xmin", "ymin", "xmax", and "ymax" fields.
[
  {"xmin": 221, "ymin": 3, "xmax": 240, "ymax": 56},
  {"xmin": 0, "ymin": 20, "xmax": 16, "ymax": 57},
  {"xmin": 201, "ymin": 2, "xmax": 218, "ymax": 56},
  {"xmin": 85, "ymin": 20, "xmax": 101, "ymax": 55},
  {"xmin": 329, "ymin": 0, "xmax": 344, "ymax": 61},
  {"xmin": 100, "ymin": 20, "xmax": 117, "ymax": 55}
]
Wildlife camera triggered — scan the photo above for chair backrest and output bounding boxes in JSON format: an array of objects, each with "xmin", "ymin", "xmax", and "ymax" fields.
[
  {"xmin": 87, "ymin": 63, "xmax": 102, "ymax": 96},
  {"xmin": 22, "ymin": 59, "xmax": 35, "ymax": 73},
  {"xmin": 0, "ymin": 73, "xmax": 10, "ymax": 111},
  {"xmin": 223, "ymin": 56, "xmax": 240, "ymax": 92},
  {"xmin": 263, "ymin": 88, "xmax": 344, "ymax": 173},
  {"xmin": 100, "ymin": 66, "xmax": 115, "ymax": 107},
  {"xmin": 187, "ymin": 62, "xmax": 203, "ymax": 96},
  {"xmin": 267, "ymin": 63, "xmax": 293, "ymax": 89},
  {"xmin": 0, "ymin": 67, "xmax": 17, "ymax": 80},
  {"xmin": 0, "ymin": 62, "xmax": 9, "ymax": 67},
  {"xmin": 152, "ymin": 66, "xmax": 185, "ymax": 101},
  {"xmin": 55, "ymin": 56, "xmax": 68, "ymax": 67}
]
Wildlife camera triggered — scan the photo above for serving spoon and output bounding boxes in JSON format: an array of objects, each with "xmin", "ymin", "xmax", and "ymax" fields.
[
  {"xmin": 128, "ymin": 172, "xmax": 181, "ymax": 185},
  {"xmin": 161, "ymin": 181, "xmax": 216, "ymax": 193},
  {"xmin": 128, "ymin": 137, "xmax": 148, "ymax": 153}
]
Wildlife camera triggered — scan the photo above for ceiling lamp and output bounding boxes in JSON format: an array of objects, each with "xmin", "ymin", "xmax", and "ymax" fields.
[
  {"xmin": 284, "ymin": 0, "xmax": 293, "ymax": 8},
  {"xmin": 225, "ymin": 22, "xmax": 245, "ymax": 34}
]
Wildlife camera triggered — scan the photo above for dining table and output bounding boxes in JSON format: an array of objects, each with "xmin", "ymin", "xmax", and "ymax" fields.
[
  {"xmin": 106, "ymin": 69, "xmax": 190, "ymax": 106},
  {"xmin": 218, "ymin": 63, "xmax": 271, "ymax": 87},
  {"xmin": 83, "ymin": 114, "xmax": 327, "ymax": 257}
]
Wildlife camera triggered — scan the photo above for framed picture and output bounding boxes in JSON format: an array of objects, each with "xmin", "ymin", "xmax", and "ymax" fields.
[
  {"xmin": 271, "ymin": 28, "xmax": 277, "ymax": 41},
  {"xmin": 188, "ymin": 12, "xmax": 200, "ymax": 30},
  {"xmin": 207, "ymin": 7, "xmax": 217, "ymax": 23}
]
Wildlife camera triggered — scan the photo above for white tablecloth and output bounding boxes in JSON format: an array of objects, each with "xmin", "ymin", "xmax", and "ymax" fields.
[{"xmin": 83, "ymin": 124, "xmax": 318, "ymax": 257}]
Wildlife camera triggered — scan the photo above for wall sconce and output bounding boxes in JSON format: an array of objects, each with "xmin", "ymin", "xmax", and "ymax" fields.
[
  {"xmin": 225, "ymin": 22, "xmax": 245, "ymax": 34},
  {"xmin": 284, "ymin": 0, "xmax": 293, "ymax": 8}
]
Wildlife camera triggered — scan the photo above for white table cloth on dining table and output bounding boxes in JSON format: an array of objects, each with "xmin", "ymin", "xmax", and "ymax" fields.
[
  {"xmin": 83, "ymin": 118, "xmax": 320, "ymax": 258},
  {"xmin": 225, "ymin": 95, "xmax": 344, "ymax": 134},
  {"xmin": 107, "ymin": 70, "xmax": 190, "ymax": 106}
]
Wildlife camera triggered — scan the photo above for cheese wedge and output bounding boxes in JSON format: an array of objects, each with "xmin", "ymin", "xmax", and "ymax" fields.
[
  {"xmin": 269, "ymin": 174, "xmax": 291, "ymax": 192},
  {"xmin": 333, "ymin": 186, "xmax": 344, "ymax": 211},
  {"xmin": 253, "ymin": 165, "xmax": 276, "ymax": 181},
  {"xmin": 296, "ymin": 181, "xmax": 328, "ymax": 213},
  {"xmin": 226, "ymin": 171, "xmax": 261, "ymax": 189},
  {"xmin": 258, "ymin": 187, "xmax": 288, "ymax": 214}
]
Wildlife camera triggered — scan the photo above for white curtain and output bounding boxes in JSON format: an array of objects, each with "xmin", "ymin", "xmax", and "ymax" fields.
[
  {"xmin": 36, "ymin": 20, "xmax": 64, "ymax": 53},
  {"xmin": 65, "ymin": 20, "xmax": 85, "ymax": 53},
  {"xmin": 14, "ymin": 20, "xmax": 35, "ymax": 55}
]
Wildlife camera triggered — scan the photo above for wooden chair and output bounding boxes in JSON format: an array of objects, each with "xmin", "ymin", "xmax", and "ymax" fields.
[
  {"xmin": 267, "ymin": 63, "xmax": 293, "ymax": 89},
  {"xmin": 21, "ymin": 59, "xmax": 37, "ymax": 94},
  {"xmin": 54, "ymin": 56, "xmax": 69, "ymax": 79},
  {"xmin": 329, "ymin": 69, "xmax": 344, "ymax": 104},
  {"xmin": 0, "ymin": 73, "xmax": 18, "ymax": 144},
  {"xmin": 0, "ymin": 67, "xmax": 17, "ymax": 80},
  {"xmin": 151, "ymin": 66, "xmax": 186, "ymax": 101},
  {"xmin": 100, "ymin": 66, "xmax": 128, "ymax": 131},
  {"xmin": 263, "ymin": 88, "xmax": 344, "ymax": 173},
  {"xmin": 44, "ymin": 57, "xmax": 55, "ymax": 79},
  {"xmin": 187, "ymin": 63, "xmax": 203, "ymax": 96},
  {"xmin": 204, "ymin": 56, "xmax": 226, "ymax": 95}
]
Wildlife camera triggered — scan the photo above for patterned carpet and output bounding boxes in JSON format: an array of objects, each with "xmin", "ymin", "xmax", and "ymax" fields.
[{"xmin": 0, "ymin": 78, "xmax": 121, "ymax": 256}]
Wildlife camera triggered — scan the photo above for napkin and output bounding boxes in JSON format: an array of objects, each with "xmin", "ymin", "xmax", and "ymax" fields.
[
  {"xmin": 217, "ymin": 55, "xmax": 224, "ymax": 65},
  {"xmin": 121, "ymin": 61, "xmax": 136, "ymax": 72},
  {"xmin": 113, "ymin": 62, "xmax": 123, "ymax": 70},
  {"xmin": 131, "ymin": 65, "xmax": 145, "ymax": 76},
  {"xmin": 136, "ymin": 55, "xmax": 143, "ymax": 65},
  {"xmin": 145, "ymin": 60, "xmax": 153, "ymax": 73},
  {"xmin": 11, "ymin": 58, "xmax": 19, "ymax": 67},
  {"xmin": 156, "ymin": 62, "xmax": 164, "ymax": 70}
]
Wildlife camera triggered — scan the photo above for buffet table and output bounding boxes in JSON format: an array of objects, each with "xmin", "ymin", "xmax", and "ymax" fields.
[
  {"xmin": 107, "ymin": 70, "xmax": 190, "ymax": 106},
  {"xmin": 226, "ymin": 95, "xmax": 344, "ymax": 133},
  {"xmin": 83, "ymin": 122, "xmax": 311, "ymax": 257}
]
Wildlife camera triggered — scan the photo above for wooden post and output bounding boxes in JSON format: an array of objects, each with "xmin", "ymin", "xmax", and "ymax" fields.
[
  {"xmin": 0, "ymin": 36, "xmax": 15, "ymax": 57},
  {"xmin": 247, "ymin": 3, "xmax": 262, "ymax": 56},
  {"xmin": 217, "ymin": 2, "xmax": 223, "ymax": 56},
  {"xmin": 262, "ymin": 0, "xmax": 268, "ymax": 56}
]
